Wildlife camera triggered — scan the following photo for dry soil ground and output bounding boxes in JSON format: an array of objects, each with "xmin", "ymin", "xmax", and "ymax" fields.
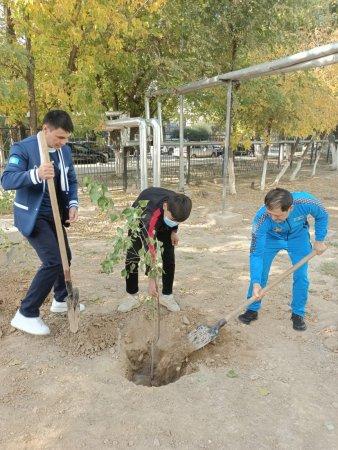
[{"xmin": 0, "ymin": 166, "xmax": 337, "ymax": 449}]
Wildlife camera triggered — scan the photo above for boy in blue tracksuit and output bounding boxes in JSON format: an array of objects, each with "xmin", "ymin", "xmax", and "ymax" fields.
[
  {"xmin": 1, "ymin": 110, "xmax": 84, "ymax": 336},
  {"xmin": 238, "ymin": 188, "xmax": 328, "ymax": 331}
]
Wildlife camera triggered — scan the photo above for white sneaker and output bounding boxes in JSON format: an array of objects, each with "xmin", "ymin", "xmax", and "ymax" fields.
[
  {"xmin": 11, "ymin": 310, "xmax": 50, "ymax": 336},
  {"xmin": 160, "ymin": 294, "xmax": 180, "ymax": 312},
  {"xmin": 117, "ymin": 294, "xmax": 140, "ymax": 313},
  {"xmin": 50, "ymin": 298, "xmax": 85, "ymax": 313}
]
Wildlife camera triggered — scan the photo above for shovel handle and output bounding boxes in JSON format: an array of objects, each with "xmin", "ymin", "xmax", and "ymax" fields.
[
  {"xmin": 39, "ymin": 132, "xmax": 71, "ymax": 282},
  {"xmin": 224, "ymin": 250, "xmax": 319, "ymax": 323}
]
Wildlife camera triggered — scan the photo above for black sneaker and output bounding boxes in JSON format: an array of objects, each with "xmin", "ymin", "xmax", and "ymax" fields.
[
  {"xmin": 238, "ymin": 310, "xmax": 258, "ymax": 324},
  {"xmin": 291, "ymin": 313, "xmax": 307, "ymax": 331}
]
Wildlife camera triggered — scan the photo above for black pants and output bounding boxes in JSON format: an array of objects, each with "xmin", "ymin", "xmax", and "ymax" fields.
[
  {"xmin": 20, "ymin": 217, "xmax": 71, "ymax": 318},
  {"xmin": 125, "ymin": 230, "xmax": 175, "ymax": 295}
]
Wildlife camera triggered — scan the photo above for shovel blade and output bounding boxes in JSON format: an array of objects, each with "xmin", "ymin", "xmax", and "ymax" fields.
[
  {"xmin": 67, "ymin": 287, "xmax": 80, "ymax": 333},
  {"xmin": 188, "ymin": 319, "xmax": 226, "ymax": 351}
]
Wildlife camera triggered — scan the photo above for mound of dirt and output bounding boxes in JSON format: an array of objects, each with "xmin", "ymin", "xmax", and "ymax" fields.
[{"xmin": 51, "ymin": 313, "xmax": 119, "ymax": 356}]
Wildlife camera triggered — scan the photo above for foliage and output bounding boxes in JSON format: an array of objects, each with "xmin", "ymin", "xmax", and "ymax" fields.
[
  {"xmin": 171, "ymin": 125, "xmax": 211, "ymax": 141},
  {"xmin": 0, "ymin": 0, "xmax": 336, "ymax": 142},
  {"xmin": 0, "ymin": 189, "xmax": 14, "ymax": 215},
  {"xmin": 83, "ymin": 177, "xmax": 163, "ymax": 281}
]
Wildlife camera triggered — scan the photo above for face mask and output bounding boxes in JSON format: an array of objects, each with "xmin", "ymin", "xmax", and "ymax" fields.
[{"xmin": 164, "ymin": 216, "xmax": 179, "ymax": 228}]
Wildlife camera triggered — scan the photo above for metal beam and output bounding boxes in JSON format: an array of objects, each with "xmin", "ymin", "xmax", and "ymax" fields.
[
  {"xmin": 147, "ymin": 42, "xmax": 338, "ymax": 97},
  {"xmin": 218, "ymin": 42, "xmax": 338, "ymax": 82},
  {"xmin": 264, "ymin": 53, "xmax": 338, "ymax": 77}
]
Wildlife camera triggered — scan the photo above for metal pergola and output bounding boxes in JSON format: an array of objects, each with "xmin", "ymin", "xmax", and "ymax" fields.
[{"xmin": 145, "ymin": 42, "xmax": 338, "ymax": 211}]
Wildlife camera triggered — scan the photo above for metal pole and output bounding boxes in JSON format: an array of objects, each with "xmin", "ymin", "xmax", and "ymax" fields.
[
  {"xmin": 179, "ymin": 95, "xmax": 185, "ymax": 191},
  {"xmin": 149, "ymin": 118, "xmax": 161, "ymax": 187},
  {"xmin": 122, "ymin": 147, "xmax": 128, "ymax": 192},
  {"xmin": 222, "ymin": 82, "xmax": 232, "ymax": 213},
  {"xmin": 145, "ymin": 96, "xmax": 151, "ymax": 138},
  {"xmin": 157, "ymin": 101, "xmax": 163, "ymax": 144},
  {"xmin": 106, "ymin": 117, "xmax": 149, "ymax": 191},
  {"xmin": 139, "ymin": 121, "xmax": 148, "ymax": 190}
]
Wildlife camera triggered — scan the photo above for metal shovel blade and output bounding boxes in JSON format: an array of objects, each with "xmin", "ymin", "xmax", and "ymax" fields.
[
  {"xmin": 66, "ymin": 286, "xmax": 80, "ymax": 333},
  {"xmin": 187, "ymin": 319, "xmax": 226, "ymax": 351}
]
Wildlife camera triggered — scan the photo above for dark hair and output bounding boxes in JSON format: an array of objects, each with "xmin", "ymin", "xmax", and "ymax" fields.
[
  {"xmin": 42, "ymin": 110, "xmax": 74, "ymax": 133},
  {"xmin": 167, "ymin": 193, "xmax": 192, "ymax": 222},
  {"xmin": 264, "ymin": 188, "xmax": 293, "ymax": 211}
]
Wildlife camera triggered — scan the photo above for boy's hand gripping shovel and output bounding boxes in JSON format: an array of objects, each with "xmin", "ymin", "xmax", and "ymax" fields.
[{"xmin": 39, "ymin": 131, "xmax": 80, "ymax": 333}]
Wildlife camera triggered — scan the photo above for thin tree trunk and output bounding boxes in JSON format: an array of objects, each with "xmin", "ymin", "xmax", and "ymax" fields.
[
  {"xmin": 330, "ymin": 143, "xmax": 338, "ymax": 170},
  {"xmin": 9, "ymin": 127, "xmax": 20, "ymax": 144},
  {"xmin": 115, "ymin": 149, "xmax": 124, "ymax": 175},
  {"xmin": 25, "ymin": 35, "xmax": 38, "ymax": 134},
  {"xmin": 311, "ymin": 143, "xmax": 324, "ymax": 177},
  {"xmin": 260, "ymin": 145, "xmax": 269, "ymax": 191},
  {"xmin": 0, "ymin": 131, "xmax": 5, "ymax": 167},
  {"xmin": 289, "ymin": 139, "xmax": 313, "ymax": 181},
  {"xmin": 259, "ymin": 119, "xmax": 272, "ymax": 191},
  {"xmin": 4, "ymin": 6, "xmax": 16, "ymax": 42},
  {"xmin": 328, "ymin": 134, "xmax": 338, "ymax": 170},
  {"xmin": 65, "ymin": 0, "xmax": 83, "ymax": 109},
  {"xmin": 272, "ymin": 138, "xmax": 299, "ymax": 186}
]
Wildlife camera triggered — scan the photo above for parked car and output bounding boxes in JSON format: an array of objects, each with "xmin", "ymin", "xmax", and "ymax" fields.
[
  {"xmin": 161, "ymin": 145, "xmax": 174, "ymax": 156},
  {"xmin": 267, "ymin": 145, "xmax": 280, "ymax": 158},
  {"xmin": 172, "ymin": 144, "xmax": 218, "ymax": 158},
  {"xmin": 74, "ymin": 141, "xmax": 112, "ymax": 161},
  {"xmin": 233, "ymin": 144, "xmax": 255, "ymax": 157},
  {"xmin": 190, "ymin": 145, "xmax": 217, "ymax": 158},
  {"xmin": 68, "ymin": 142, "xmax": 107, "ymax": 164},
  {"xmin": 211, "ymin": 144, "xmax": 224, "ymax": 157}
]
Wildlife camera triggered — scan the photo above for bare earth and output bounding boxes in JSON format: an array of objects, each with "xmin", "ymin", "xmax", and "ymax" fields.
[{"xmin": 0, "ymin": 167, "xmax": 337, "ymax": 449}]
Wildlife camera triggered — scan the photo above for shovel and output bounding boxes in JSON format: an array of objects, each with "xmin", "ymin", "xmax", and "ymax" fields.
[
  {"xmin": 39, "ymin": 131, "xmax": 80, "ymax": 333},
  {"xmin": 188, "ymin": 250, "xmax": 319, "ymax": 351}
]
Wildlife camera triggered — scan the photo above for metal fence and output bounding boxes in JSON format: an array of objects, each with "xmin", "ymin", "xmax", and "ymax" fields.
[
  {"xmin": 0, "ymin": 132, "xmax": 334, "ymax": 190},
  {"xmin": 75, "ymin": 145, "xmax": 332, "ymax": 190}
]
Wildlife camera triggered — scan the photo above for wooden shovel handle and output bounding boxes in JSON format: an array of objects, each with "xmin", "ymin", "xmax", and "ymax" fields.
[
  {"xmin": 225, "ymin": 250, "xmax": 318, "ymax": 323},
  {"xmin": 39, "ymin": 132, "xmax": 71, "ymax": 282}
]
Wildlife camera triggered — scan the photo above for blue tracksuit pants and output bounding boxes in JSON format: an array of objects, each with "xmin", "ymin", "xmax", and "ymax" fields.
[
  {"xmin": 20, "ymin": 217, "xmax": 71, "ymax": 318},
  {"xmin": 247, "ymin": 232, "xmax": 312, "ymax": 317}
]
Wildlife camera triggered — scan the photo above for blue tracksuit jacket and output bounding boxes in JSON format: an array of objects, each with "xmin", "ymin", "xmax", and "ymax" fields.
[
  {"xmin": 247, "ymin": 192, "xmax": 329, "ymax": 316},
  {"xmin": 1, "ymin": 134, "xmax": 78, "ymax": 237}
]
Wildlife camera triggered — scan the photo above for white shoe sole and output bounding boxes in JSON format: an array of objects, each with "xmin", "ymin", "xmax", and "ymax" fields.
[
  {"xmin": 159, "ymin": 300, "xmax": 180, "ymax": 312},
  {"xmin": 117, "ymin": 301, "xmax": 140, "ymax": 313},
  {"xmin": 10, "ymin": 319, "xmax": 50, "ymax": 336},
  {"xmin": 50, "ymin": 302, "xmax": 85, "ymax": 313}
]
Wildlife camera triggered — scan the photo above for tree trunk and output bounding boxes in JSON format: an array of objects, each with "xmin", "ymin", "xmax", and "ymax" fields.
[
  {"xmin": 289, "ymin": 139, "xmax": 312, "ymax": 181},
  {"xmin": 25, "ymin": 35, "xmax": 38, "ymax": 134},
  {"xmin": 330, "ymin": 143, "xmax": 338, "ymax": 170},
  {"xmin": 4, "ymin": 6, "xmax": 16, "ymax": 42},
  {"xmin": 272, "ymin": 138, "xmax": 299, "ymax": 186},
  {"xmin": 311, "ymin": 143, "xmax": 323, "ymax": 177},
  {"xmin": 0, "ymin": 131, "xmax": 5, "ymax": 167},
  {"xmin": 228, "ymin": 151, "xmax": 236, "ymax": 195},
  {"xmin": 260, "ymin": 144, "xmax": 269, "ymax": 190},
  {"xmin": 328, "ymin": 134, "xmax": 338, "ymax": 170},
  {"xmin": 115, "ymin": 149, "xmax": 124, "ymax": 175}
]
